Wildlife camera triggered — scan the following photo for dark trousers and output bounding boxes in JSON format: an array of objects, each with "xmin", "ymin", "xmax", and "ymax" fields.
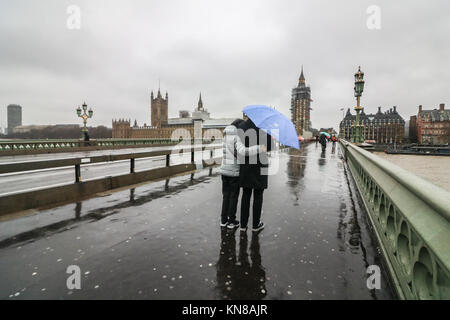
[
  {"xmin": 240, "ymin": 188, "xmax": 264, "ymax": 229},
  {"xmin": 221, "ymin": 176, "xmax": 240, "ymax": 224}
]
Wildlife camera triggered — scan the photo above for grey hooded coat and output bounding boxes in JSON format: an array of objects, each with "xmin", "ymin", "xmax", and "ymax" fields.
[{"xmin": 219, "ymin": 125, "xmax": 261, "ymax": 177}]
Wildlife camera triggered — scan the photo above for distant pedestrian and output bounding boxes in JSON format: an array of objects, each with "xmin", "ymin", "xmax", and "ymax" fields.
[
  {"xmin": 315, "ymin": 135, "xmax": 319, "ymax": 145},
  {"xmin": 219, "ymin": 119, "xmax": 266, "ymax": 229},
  {"xmin": 331, "ymin": 134, "xmax": 337, "ymax": 146},
  {"xmin": 319, "ymin": 133, "xmax": 327, "ymax": 152},
  {"xmin": 238, "ymin": 116, "xmax": 272, "ymax": 233},
  {"xmin": 83, "ymin": 131, "xmax": 90, "ymax": 146}
]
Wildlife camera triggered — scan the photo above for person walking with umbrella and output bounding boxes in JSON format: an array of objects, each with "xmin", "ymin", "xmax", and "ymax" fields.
[
  {"xmin": 331, "ymin": 134, "xmax": 337, "ymax": 146},
  {"xmin": 319, "ymin": 132, "xmax": 329, "ymax": 152},
  {"xmin": 238, "ymin": 105, "xmax": 300, "ymax": 233}
]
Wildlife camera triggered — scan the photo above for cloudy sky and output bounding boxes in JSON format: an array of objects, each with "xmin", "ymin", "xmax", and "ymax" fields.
[{"xmin": 0, "ymin": 0, "xmax": 449, "ymax": 131}]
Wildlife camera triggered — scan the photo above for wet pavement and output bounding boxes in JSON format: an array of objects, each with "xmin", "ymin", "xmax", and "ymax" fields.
[{"xmin": 0, "ymin": 142, "xmax": 394, "ymax": 299}]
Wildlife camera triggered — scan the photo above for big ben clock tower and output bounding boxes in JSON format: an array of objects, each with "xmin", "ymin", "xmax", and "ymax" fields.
[{"xmin": 290, "ymin": 66, "xmax": 312, "ymax": 135}]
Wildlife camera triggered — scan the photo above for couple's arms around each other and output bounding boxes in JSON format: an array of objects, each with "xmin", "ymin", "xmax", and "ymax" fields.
[{"xmin": 234, "ymin": 135, "xmax": 267, "ymax": 156}]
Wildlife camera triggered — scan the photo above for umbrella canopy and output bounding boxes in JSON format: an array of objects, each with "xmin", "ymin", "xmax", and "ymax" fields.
[
  {"xmin": 319, "ymin": 132, "xmax": 331, "ymax": 138},
  {"xmin": 243, "ymin": 105, "xmax": 300, "ymax": 150}
]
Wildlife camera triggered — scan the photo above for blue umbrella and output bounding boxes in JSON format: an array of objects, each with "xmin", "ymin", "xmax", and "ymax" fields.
[
  {"xmin": 319, "ymin": 131, "xmax": 331, "ymax": 138},
  {"xmin": 243, "ymin": 105, "xmax": 300, "ymax": 150}
]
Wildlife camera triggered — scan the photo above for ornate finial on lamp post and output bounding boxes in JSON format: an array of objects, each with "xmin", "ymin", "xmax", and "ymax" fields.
[
  {"xmin": 352, "ymin": 66, "xmax": 365, "ymax": 143},
  {"xmin": 76, "ymin": 102, "xmax": 93, "ymax": 138}
]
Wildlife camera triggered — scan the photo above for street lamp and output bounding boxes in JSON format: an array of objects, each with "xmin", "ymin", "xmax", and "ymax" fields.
[
  {"xmin": 76, "ymin": 102, "xmax": 93, "ymax": 137},
  {"xmin": 352, "ymin": 66, "xmax": 365, "ymax": 143}
]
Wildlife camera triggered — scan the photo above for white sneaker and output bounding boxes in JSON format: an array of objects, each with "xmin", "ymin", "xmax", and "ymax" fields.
[
  {"xmin": 252, "ymin": 222, "xmax": 265, "ymax": 232},
  {"xmin": 227, "ymin": 220, "xmax": 240, "ymax": 229}
]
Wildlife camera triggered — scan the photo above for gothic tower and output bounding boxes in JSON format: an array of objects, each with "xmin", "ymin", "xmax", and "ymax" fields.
[
  {"xmin": 197, "ymin": 92, "xmax": 204, "ymax": 111},
  {"xmin": 150, "ymin": 88, "xmax": 168, "ymax": 127},
  {"xmin": 290, "ymin": 66, "xmax": 311, "ymax": 135}
]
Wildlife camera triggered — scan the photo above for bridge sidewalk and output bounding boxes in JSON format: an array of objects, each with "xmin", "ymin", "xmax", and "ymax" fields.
[{"xmin": 0, "ymin": 143, "xmax": 393, "ymax": 299}]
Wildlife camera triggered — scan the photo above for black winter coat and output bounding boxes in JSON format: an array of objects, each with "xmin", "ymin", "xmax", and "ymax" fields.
[
  {"xmin": 319, "ymin": 134, "xmax": 327, "ymax": 146},
  {"xmin": 238, "ymin": 119, "xmax": 272, "ymax": 190}
]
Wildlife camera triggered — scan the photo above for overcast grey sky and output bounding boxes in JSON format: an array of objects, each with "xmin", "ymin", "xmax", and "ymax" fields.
[{"xmin": 0, "ymin": 0, "xmax": 449, "ymax": 131}]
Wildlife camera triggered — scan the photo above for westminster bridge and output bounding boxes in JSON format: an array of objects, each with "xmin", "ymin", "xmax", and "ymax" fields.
[{"xmin": 0, "ymin": 140, "xmax": 448, "ymax": 300}]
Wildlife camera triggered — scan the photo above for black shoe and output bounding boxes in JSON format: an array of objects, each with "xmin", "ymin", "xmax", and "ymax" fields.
[
  {"xmin": 220, "ymin": 221, "xmax": 228, "ymax": 228},
  {"xmin": 252, "ymin": 222, "xmax": 265, "ymax": 232},
  {"xmin": 227, "ymin": 220, "xmax": 240, "ymax": 229}
]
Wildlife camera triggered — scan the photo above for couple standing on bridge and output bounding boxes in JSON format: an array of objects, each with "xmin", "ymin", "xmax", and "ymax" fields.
[
  {"xmin": 219, "ymin": 114, "xmax": 273, "ymax": 232},
  {"xmin": 218, "ymin": 105, "xmax": 300, "ymax": 232}
]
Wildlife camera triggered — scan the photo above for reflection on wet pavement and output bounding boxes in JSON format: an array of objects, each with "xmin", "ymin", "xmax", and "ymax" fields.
[
  {"xmin": 0, "ymin": 174, "xmax": 216, "ymax": 249},
  {"xmin": 216, "ymin": 229, "xmax": 266, "ymax": 300},
  {"xmin": 0, "ymin": 143, "xmax": 394, "ymax": 300}
]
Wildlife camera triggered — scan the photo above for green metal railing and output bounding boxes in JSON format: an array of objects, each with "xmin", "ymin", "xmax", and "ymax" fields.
[
  {"xmin": 0, "ymin": 138, "xmax": 219, "ymax": 152},
  {"xmin": 0, "ymin": 139, "xmax": 81, "ymax": 151},
  {"xmin": 340, "ymin": 140, "xmax": 450, "ymax": 300},
  {"xmin": 0, "ymin": 144, "xmax": 222, "ymax": 215}
]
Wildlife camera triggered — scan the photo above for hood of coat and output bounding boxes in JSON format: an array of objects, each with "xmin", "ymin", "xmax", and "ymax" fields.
[
  {"xmin": 239, "ymin": 118, "xmax": 258, "ymax": 132},
  {"xmin": 223, "ymin": 125, "xmax": 238, "ymax": 136}
]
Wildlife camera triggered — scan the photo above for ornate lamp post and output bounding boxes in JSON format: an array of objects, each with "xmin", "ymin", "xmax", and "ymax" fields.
[
  {"xmin": 76, "ymin": 102, "xmax": 93, "ymax": 138},
  {"xmin": 352, "ymin": 66, "xmax": 365, "ymax": 143}
]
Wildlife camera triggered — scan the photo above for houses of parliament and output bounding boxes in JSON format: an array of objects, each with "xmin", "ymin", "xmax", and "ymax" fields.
[{"xmin": 112, "ymin": 89, "xmax": 233, "ymax": 139}]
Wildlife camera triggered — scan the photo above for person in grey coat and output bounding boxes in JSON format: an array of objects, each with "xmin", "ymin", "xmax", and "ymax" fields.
[{"xmin": 219, "ymin": 119, "xmax": 266, "ymax": 229}]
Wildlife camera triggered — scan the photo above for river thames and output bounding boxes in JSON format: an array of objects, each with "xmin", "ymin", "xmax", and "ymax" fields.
[{"xmin": 373, "ymin": 152, "xmax": 450, "ymax": 192}]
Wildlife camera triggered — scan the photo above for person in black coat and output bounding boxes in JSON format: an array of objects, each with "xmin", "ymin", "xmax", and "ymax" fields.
[
  {"xmin": 83, "ymin": 131, "xmax": 90, "ymax": 146},
  {"xmin": 237, "ymin": 117, "xmax": 272, "ymax": 232},
  {"xmin": 319, "ymin": 133, "xmax": 327, "ymax": 152}
]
